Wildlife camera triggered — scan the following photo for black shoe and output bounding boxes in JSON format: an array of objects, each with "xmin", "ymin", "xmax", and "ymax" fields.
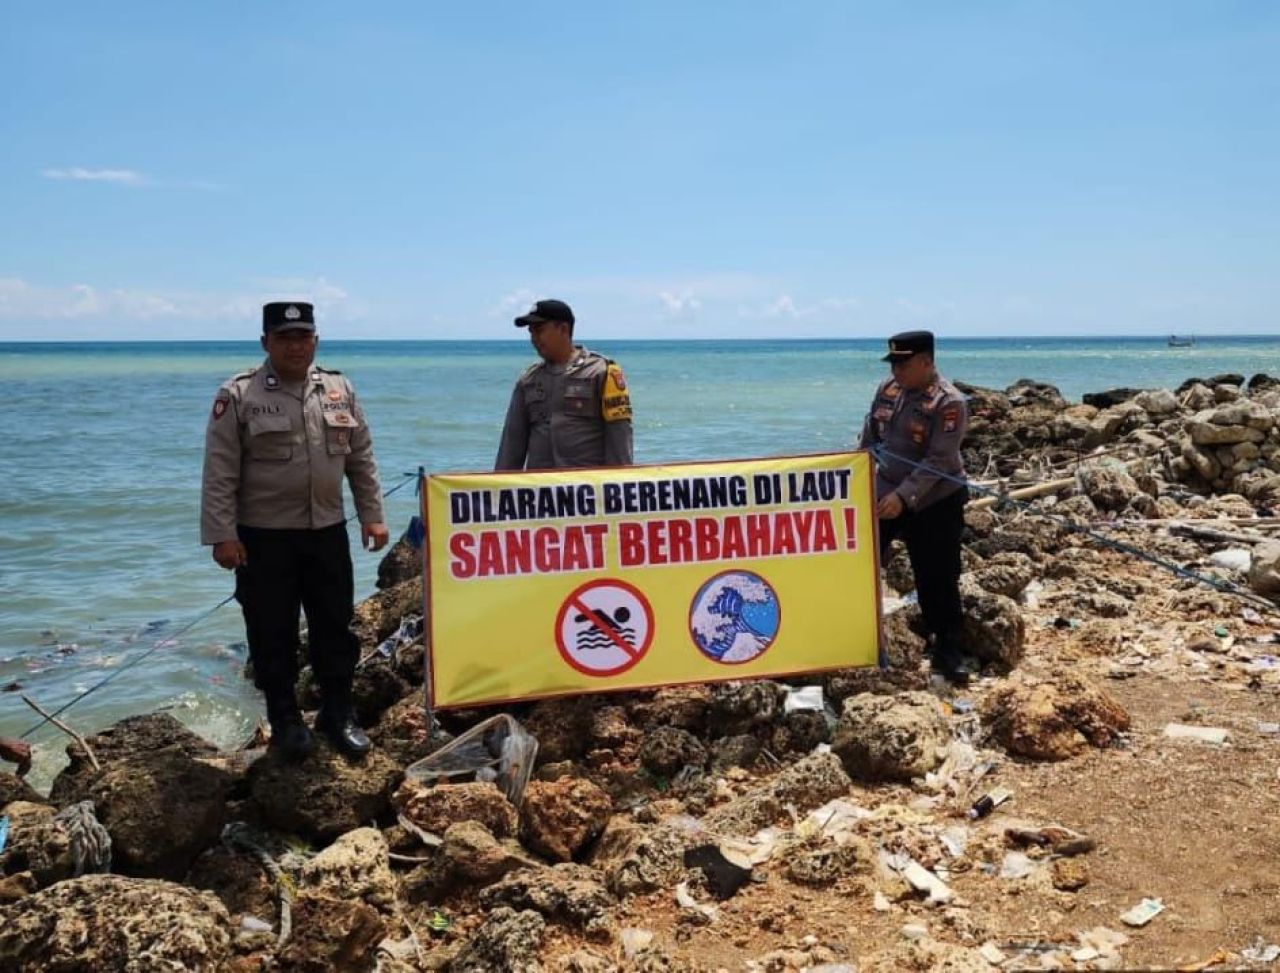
[
  {"xmin": 269, "ymin": 719, "xmax": 316, "ymax": 760},
  {"xmin": 317, "ymin": 710, "xmax": 372, "ymax": 757},
  {"xmin": 933, "ymin": 656, "xmax": 971, "ymax": 688}
]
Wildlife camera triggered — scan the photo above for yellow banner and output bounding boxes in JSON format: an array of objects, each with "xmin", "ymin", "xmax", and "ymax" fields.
[{"xmin": 423, "ymin": 452, "xmax": 881, "ymax": 708}]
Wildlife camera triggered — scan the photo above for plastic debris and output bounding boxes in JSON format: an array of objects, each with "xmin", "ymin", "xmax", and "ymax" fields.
[
  {"xmin": 978, "ymin": 942, "xmax": 1006, "ymax": 964},
  {"xmin": 873, "ymin": 891, "xmax": 892, "ymax": 912},
  {"xmin": 886, "ymin": 853, "xmax": 953, "ymax": 905},
  {"xmin": 967, "ymin": 786, "xmax": 1012, "ymax": 819},
  {"xmin": 371, "ymin": 614, "xmax": 422, "ymax": 661},
  {"xmin": 426, "ymin": 909, "xmax": 451, "ymax": 933},
  {"xmin": 239, "ymin": 916, "xmax": 273, "ymax": 934},
  {"xmin": 684, "ymin": 844, "xmax": 752, "ymax": 899},
  {"xmin": 1163, "ymin": 723, "xmax": 1230, "ymax": 745},
  {"xmin": 620, "ymin": 928, "xmax": 654, "ymax": 960},
  {"xmin": 999, "ymin": 851, "xmax": 1036, "ymax": 880},
  {"xmin": 1258, "ymin": 722, "xmax": 1280, "ymax": 735},
  {"xmin": 1241, "ymin": 938, "xmax": 1280, "ymax": 964},
  {"xmin": 784, "ymin": 685, "xmax": 824, "ymax": 713},
  {"xmin": 0, "ymin": 816, "xmax": 9, "ymax": 855},
  {"xmin": 403, "ymin": 714, "xmax": 538, "ymax": 807},
  {"xmin": 901, "ymin": 922, "xmax": 928, "ymax": 941},
  {"xmin": 1209, "ymin": 549, "xmax": 1252, "ymax": 573},
  {"xmin": 675, "ymin": 880, "xmax": 719, "ymax": 921},
  {"xmin": 1119, "ymin": 897, "xmax": 1164, "ymax": 927}
]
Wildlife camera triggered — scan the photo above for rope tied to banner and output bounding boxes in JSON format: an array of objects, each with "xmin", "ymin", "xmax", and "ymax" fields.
[{"xmin": 18, "ymin": 471, "xmax": 421, "ymax": 740}]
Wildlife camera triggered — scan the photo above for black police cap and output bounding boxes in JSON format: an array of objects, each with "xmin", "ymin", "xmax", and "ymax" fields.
[
  {"xmin": 263, "ymin": 302, "xmax": 316, "ymax": 334},
  {"xmin": 882, "ymin": 330, "xmax": 934, "ymax": 362},
  {"xmin": 514, "ymin": 298, "xmax": 575, "ymax": 328}
]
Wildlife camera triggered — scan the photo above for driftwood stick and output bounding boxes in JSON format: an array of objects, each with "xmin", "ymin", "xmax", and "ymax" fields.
[
  {"xmin": 20, "ymin": 695, "xmax": 100, "ymax": 771},
  {"xmin": 1169, "ymin": 524, "xmax": 1271, "ymax": 546},
  {"xmin": 971, "ymin": 476, "xmax": 1078, "ymax": 510}
]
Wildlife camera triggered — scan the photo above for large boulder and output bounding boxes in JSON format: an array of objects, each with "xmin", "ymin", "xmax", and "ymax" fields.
[
  {"xmin": 1077, "ymin": 464, "xmax": 1143, "ymax": 512},
  {"xmin": 277, "ymin": 892, "xmax": 387, "ymax": 973},
  {"xmin": 1134, "ymin": 388, "xmax": 1179, "ymax": 415},
  {"xmin": 443, "ymin": 821, "xmax": 540, "ymax": 885},
  {"xmin": 520, "ymin": 778, "xmax": 612, "ymax": 863},
  {"xmin": 590, "ymin": 821, "xmax": 685, "ymax": 897},
  {"xmin": 981, "ymin": 674, "xmax": 1129, "ymax": 761},
  {"xmin": 1083, "ymin": 388, "xmax": 1144, "ymax": 409},
  {"xmin": 524, "ymin": 697, "xmax": 598, "ymax": 764},
  {"xmin": 90, "ymin": 745, "xmax": 232, "ymax": 879},
  {"xmin": 450, "ymin": 907, "xmax": 545, "ymax": 973},
  {"xmin": 637, "ymin": 726, "xmax": 707, "ymax": 777},
  {"xmin": 0, "ymin": 801, "xmax": 75, "ymax": 889},
  {"xmin": 376, "ymin": 535, "xmax": 423, "ymax": 589},
  {"xmin": 249, "ymin": 743, "xmax": 402, "ymax": 842},
  {"xmin": 707, "ymin": 680, "xmax": 787, "ymax": 734},
  {"xmin": 393, "ymin": 780, "xmax": 517, "ymax": 838},
  {"xmin": 832, "ymin": 692, "xmax": 949, "ymax": 782},
  {"xmin": 185, "ymin": 844, "xmax": 276, "ymax": 924},
  {"xmin": 703, "ymin": 751, "xmax": 851, "ymax": 835},
  {"xmin": 957, "ymin": 578, "xmax": 1026, "ymax": 668},
  {"xmin": 0, "ymin": 874, "xmax": 232, "ymax": 972},
  {"xmin": 626, "ymin": 686, "xmax": 711, "ymax": 734},
  {"xmin": 1249, "ymin": 541, "xmax": 1280, "ymax": 602},
  {"xmin": 970, "ymin": 552, "xmax": 1036, "ymax": 600},
  {"xmin": 480, "ymin": 863, "xmax": 616, "ymax": 938},
  {"xmin": 298, "ymin": 827, "xmax": 398, "ymax": 920},
  {"xmin": 49, "ymin": 711, "xmax": 219, "ymax": 807},
  {"xmin": 0, "ymin": 772, "xmax": 46, "ymax": 811},
  {"xmin": 350, "ymin": 576, "xmax": 423, "ymax": 648},
  {"xmin": 368, "ymin": 693, "xmax": 441, "ymax": 768}
]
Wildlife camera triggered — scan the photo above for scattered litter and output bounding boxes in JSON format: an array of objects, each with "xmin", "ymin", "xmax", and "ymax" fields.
[
  {"xmin": 1242, "ymin": 607, "xmax": 1264, "ymax": 624},
  {"xmin": 403, "ymin": 713, "xmax": 537, "ymax": 807},
  {"xmin": 784, "ymin": 685, "xmax": 824, "ymax": 713},
  {"xmin": 1163, "ymin": 723, "xmax": 1231, "ymax": 745},
  {"xmin": 1077, "ymin": 926, "xmax": 1128, "ymax": 955},
  {"xmin": 675, "ymin": 880, "xmax": 719, "ymax": 922},
  {"xmin": 1241, "ymin": 938, "xmax": 1280, "ymax": 964},
  {"xmin": 1004, "ymin": 824, "xmax": 1096, "ymax": 857},
  {"xmin": 425, "ymin": 909, "xmax": 451, "ymax": 933},
  {"xmin": 939, "ymin": 826, "xmax": 968, "ymax": 858},
  {"xmin": 886, "ymin": 853, "xmax": 953, "ymax": 905},
  {"xmin": 1214, "ymin": 625, "xmax": 1231, "ymax": 638},
  {"xmin": 0, "ymin": 816, "xmax": 8, "ymax": 855},
  {"xmin": 684, "ymin": 844, "xmax": 752, "ymax": 899},
  {"xmin": 873, "ymin": 891, "xmax": 892, "ymax": 912},
  {"xmin": 1258, "ymin": 722, "xmax": 1280, "ymax": 735},
  {"xmin": 1119, "ymin": 897, "xmax": 1164, "ymax": 927},
  {"xmin": 900, "ymin": 922, "xmax": 928, "ymax": 941},
  {"xmin": 999, "ymin": 851, "xmax": 1037, "ymax": 880},
  {"xmin": 795, "ymin": 798, "xmax": 871, "ymax": 843},
  {"xmin": 620, "ymin": 928, "xmax": 654, "ymax": 959},
  {"xmin": 1070, "ymin": 945, "xmax": 1099, "ymax": 963},
  {"xmin": 369, "ymin": 614, "xmax": 422, "ymax": 661},
  {"xmin": 1209, "ymin": 549, "xmax": 1252, "ymax": 573},
  {"xmin": 950, "ymin": 698, "xmax": 974, "ymax": 714},
  {"xmin": 978, "ymin": 942, "xmax": 1006, "ymax": 965},
  {"xmin": 923, "ymin": 739, "xmax": 984, "ymax": 794},
  {"xmin": 967, "ymin": 786, "xmax": 1013, "ymax": 819},
  {"xmin": 238, "ymin": 916, "xmax": 273, "ymax": 935}
]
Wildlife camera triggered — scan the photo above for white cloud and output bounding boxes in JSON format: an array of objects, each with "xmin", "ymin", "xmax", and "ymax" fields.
[
  {"xmin": 41, "ymin": 167, "xmax": 146, "ymax": 186},
  {"xmin": 750, "ymin": 294, "xmax": 862, "ymax": 319},
  {"xmin": 0, "ymin": 276, "xmax": 360, "ymax": 329},
  {"xmin": 657, "ymin": 290, "xmax": 703, "ymax": 315}
]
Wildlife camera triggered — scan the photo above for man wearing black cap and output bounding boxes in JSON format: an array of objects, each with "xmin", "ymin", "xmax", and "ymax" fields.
[
  {"xmin": 201, "ymin": 302, "xmax": 390, "ymax": 758},
  {"xmin": 859, "ymin": 330, "xmax": 970, "ymax": 685},
  {"xmin": 495, "ymin": 298, "xmax": 634, "ymax": 470}
]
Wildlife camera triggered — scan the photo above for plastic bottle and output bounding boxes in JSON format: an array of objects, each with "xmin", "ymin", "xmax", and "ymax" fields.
[{"xmin": 966, "ymin": 786, "xmax": 1012, "ymax": 820}]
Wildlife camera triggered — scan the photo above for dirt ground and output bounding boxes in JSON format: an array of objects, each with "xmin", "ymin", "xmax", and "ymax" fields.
[{"xmin": 519, "ymin": 542, "xmax": 1280, "ymax": 972}]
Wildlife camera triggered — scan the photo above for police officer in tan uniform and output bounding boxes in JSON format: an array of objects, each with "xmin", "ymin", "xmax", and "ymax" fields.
[
  {"xmin": 859, "ymin": 330, "xmax": 970, "ymax": 684},
  {"xmin": 495, "ymin": 299, "xmax": 634, "ymax": 470},
  {"xmin": 202, "ymin": 302, "xmax": 389, "ymax": 758}
]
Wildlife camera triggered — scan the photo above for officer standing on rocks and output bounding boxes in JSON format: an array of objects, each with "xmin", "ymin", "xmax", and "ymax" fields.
[
  {"xmin": 202, "ymin": 302, "xmax": 389, "ymax": 758},
  {"xmin": 495, "ymin": 298, "xmax": 634, "ymax": 470},
  {"xmin": 859, "ymin": 330, "xmax": 970, "ymax": 685}
]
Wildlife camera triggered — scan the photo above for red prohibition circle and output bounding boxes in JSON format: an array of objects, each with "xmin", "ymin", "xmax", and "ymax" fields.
[{"xmin": 554, "ymin": 578, "xmax": 655, "ymax": 678}]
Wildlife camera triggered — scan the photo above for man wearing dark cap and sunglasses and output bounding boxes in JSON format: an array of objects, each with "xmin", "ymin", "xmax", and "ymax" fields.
[
  {"xmin": 495, "ymin": 298, "xmax": 634, "ymax": 471},
  {"xmin": 859, "ymin": 330, "xmax": 970, "ymax": 685},
  {"xmin": 201, "ymin": 302, "xmax": 390, "ymax": 759}
]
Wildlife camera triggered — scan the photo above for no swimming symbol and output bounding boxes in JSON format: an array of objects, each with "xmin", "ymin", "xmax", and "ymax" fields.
[{"xmin": 555, "ymin": 578, "xmax": 655, "ymax": 677}]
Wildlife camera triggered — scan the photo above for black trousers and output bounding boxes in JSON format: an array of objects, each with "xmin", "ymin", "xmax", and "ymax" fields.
[
  {"xmin": 234, "ymin": 523, "xmax": 358, "ymax": 705},
  {"xmin": 878, "ymin": 488, "xmax": 967, "ymax": 651}
]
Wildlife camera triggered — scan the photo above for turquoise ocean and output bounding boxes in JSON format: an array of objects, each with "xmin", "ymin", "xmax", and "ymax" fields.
[{"xmin": 3, "ymin": 336, "xmax": 1279, "ymax": 786}]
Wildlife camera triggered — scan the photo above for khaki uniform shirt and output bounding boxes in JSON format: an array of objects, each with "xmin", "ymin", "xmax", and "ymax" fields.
[
  {"xmin": 201, "ymin": 359, "xmax": 385, "ymax": 544},
  {"xmin": 858, "ymin": 373, "xmax": 968, "ymax": 512},
  {"xmin": 494, "ymin": 346, "xmax": 634, "ymax": 471}
]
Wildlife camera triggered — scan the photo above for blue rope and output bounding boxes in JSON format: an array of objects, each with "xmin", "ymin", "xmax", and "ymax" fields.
[
  {"xmin": 19, "ymin": 471, "xmax": 421, "ymax": 740},
  {"xmin": 871, "ymin": 444, "xmax": 1277, "ymax": 612}
]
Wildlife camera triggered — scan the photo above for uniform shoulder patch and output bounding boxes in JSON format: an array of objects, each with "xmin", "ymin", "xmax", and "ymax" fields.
[
  {"xmin": 601, "ymin": 362, "xmax": 632, "ymax": 423},
  {"xmin": 941, "ymin": 405, "xmax": 962, "ymax": 433},
  {"xmin": 211, "ymin": 391, "xmax": 231, "ymax": 421}
]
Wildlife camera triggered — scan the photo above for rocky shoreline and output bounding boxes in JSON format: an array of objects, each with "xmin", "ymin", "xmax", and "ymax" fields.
[{"xmin": 3, "ymin": 372, "xmax": 1280, "ymax": 972}]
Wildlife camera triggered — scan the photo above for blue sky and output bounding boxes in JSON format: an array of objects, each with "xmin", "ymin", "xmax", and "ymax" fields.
[{"xmin": 1, "ymin": 2, "xmax": 1276, "ymax": 339}]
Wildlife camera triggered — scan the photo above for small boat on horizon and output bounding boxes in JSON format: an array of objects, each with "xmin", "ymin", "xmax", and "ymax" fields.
[{"xmin": 1167, "ymin": 335, "xmax": 1195, "ymax": 348}]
